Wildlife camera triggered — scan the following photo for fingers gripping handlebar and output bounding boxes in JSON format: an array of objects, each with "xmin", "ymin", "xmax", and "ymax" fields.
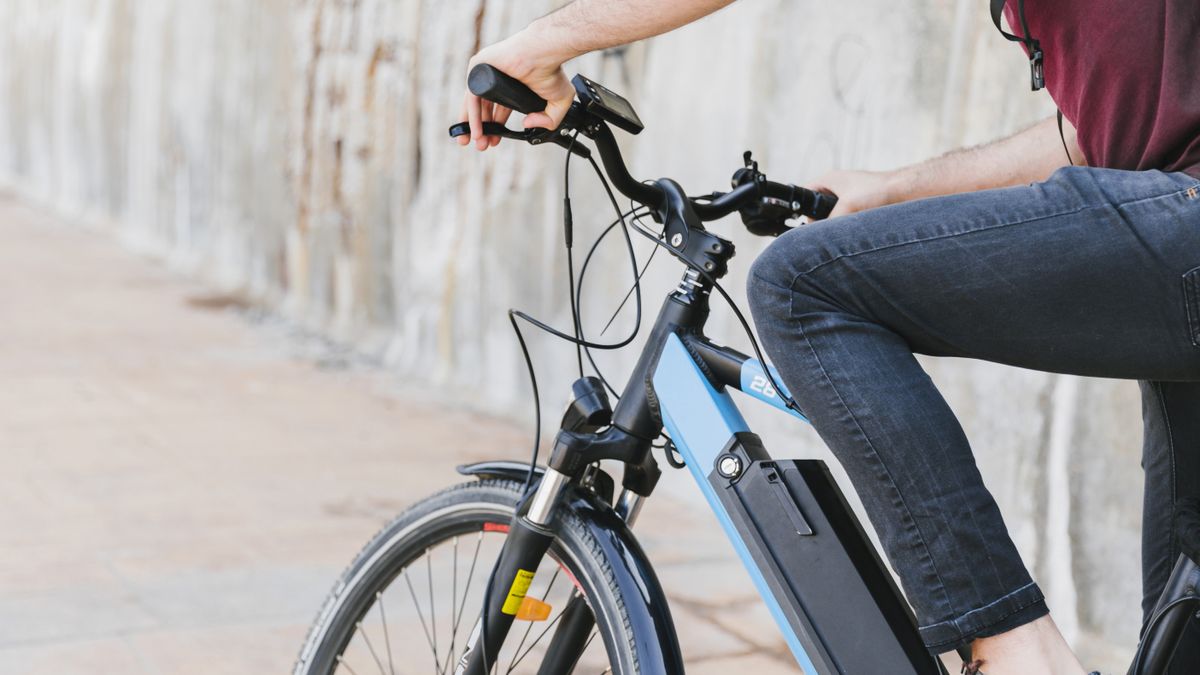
[
  {"xmin": 449, "ymin": 64, "xmax": 838, "ymax": 232},
  {"xmin": 449, "ymin": 65, "xmax": 593, "ymax": 158}
]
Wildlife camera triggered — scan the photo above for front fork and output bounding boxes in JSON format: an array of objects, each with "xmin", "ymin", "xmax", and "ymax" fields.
[
  {"xmin": 456, "ymin": 377, "xmax": 658, "ymax": 675},
  {"xmin": 454, "ymin": 480, "xmax": 563, "ymax": 675}
]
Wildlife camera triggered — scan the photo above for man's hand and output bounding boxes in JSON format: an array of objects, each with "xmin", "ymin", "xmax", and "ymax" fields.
[
  {"xmin": 456, "ymin": 0, "xmax": 736, "ymax": 152},
  {"xmin": 807, "ymin": 170, "xmax": 897, "ymax": 218},
  {"xmin": 459, "ymin": 28, "xmax": 577, "ymax": 152}
]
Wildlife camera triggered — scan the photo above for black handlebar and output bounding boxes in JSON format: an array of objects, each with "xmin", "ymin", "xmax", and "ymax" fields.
[
  {"xmin": 453, "ymin": 64, "xmax": 838, "ymax": 229},
  {"xmin": 587, "ymin": 123, "xmax": 666, "ymax": 207},
  {"xmin": 468, "ymin": 64, "xmax": 546, "ymax": 115},
  {"xmin": 691, "ymin": 181, "xmax": 837, "ymax": 222}
]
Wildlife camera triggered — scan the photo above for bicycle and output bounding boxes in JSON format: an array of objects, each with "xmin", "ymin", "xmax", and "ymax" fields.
[{"xmin": 294, "ymin": 65, "xmax": 1200, "ymax": 675}]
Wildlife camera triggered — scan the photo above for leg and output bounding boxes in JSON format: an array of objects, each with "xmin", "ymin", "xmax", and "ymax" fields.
[
  {"xmin": 746, "ymin": 167, "xmax": 1200, "ymax": 662},
  {"xmin": 1139, "ymin": 380, "xmax": 1200, "ymax": 675}
]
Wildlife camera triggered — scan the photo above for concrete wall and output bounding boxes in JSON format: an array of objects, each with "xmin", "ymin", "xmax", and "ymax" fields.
[{"xmin": 0, "ymin": 0, "xmax": 1146, "ymax": 668}]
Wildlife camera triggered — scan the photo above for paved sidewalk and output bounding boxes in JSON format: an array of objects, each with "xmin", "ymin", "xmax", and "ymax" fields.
[{"xmin": 0, "ymin": 197, "xmax": 796, "ymax": 674}]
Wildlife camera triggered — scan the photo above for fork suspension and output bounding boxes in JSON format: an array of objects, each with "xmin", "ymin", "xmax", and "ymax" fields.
[{"xmin": 457, "ymin": 515, "xmax": 557, "ymax": 675}]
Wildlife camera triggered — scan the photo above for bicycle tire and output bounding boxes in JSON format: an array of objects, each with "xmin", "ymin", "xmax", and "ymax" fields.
[{"xmin": 293, "ymin": 478, "xmax": 642, "ymax": 675}]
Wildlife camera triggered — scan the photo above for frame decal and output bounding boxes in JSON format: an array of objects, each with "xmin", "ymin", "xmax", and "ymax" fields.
[{"xmin": 737, "ymin": 357, "xmax": 808, "ymax": 422}]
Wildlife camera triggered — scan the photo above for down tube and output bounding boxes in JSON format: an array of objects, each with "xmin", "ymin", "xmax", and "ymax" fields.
[{"xmin": 651, "ymin": 334, "xmax": 818, "ymax": 674}]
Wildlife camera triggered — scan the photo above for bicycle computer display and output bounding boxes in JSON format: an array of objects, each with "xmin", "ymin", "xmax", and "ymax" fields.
[{"xmin": 572, "ymin": 74, "xmax": 644, "ymax": 135}]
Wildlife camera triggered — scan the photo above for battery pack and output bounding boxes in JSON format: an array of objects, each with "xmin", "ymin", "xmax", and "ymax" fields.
[{"xmin": 711, "ymin": 432, "xmax": 944, "ymax": 675}]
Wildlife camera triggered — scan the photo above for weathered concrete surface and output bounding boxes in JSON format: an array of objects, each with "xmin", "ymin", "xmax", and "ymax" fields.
[{"xmin": 0, "ymin": 0, "xmax": 1145, "ymax": 670}]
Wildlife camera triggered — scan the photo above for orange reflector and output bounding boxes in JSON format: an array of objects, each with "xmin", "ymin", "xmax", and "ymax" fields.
[{"xmin": 515, "ymin": 596, "xmax": 552, "ymax": 621}]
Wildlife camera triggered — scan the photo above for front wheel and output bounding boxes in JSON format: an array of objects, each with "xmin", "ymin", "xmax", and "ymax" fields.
[{"xmin": 294, "ymin": 479, "xmax": 641, "ymax": 675}]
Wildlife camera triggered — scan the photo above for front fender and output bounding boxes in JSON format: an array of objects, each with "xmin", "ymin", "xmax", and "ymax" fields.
[
  {"xmin": 459, "ymin": 459, "xmax": 683, "ymax": 673},
  {"xmin": 457, "ymin": 459, "xmax": 546, "ymax": 484},
  {"xmin": 560, "ymin": 484, "xmax": 684, "ymax": 674}
]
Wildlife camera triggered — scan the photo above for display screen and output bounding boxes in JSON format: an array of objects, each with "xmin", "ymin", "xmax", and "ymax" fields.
[
  {"xmin": 574, "ymin": 75, "xmax": 644, "ymax": 134},
  {"xmin": 589, "ymin": 82, "xmax": 639, "ymax": 125}
]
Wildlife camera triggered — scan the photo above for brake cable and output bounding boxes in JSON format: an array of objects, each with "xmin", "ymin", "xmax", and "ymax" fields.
[
  {"xmin": 575, "ymin": 207, "xmax": 655, "ymax": 397},
  {"xmin": 596, "ymin": 216, "xmax": 659, "ymax": 338},
  {"xmin": 563, "ymin": 130, "xmax": 584, "ymax": 378},
  {"xmin": 507, "ymin": 138, "xmax": 652, "ymax": 496}
]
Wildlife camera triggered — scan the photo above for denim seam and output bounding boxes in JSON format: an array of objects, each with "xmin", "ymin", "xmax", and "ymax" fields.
[
  {"xmin": 1186, "ymin": 274, "xmax": 1197, "ymax": 346},
  {"xmin": 1183, "ymin": 268, "xmax": 1200, "ymax": 347},
  {"xmin": 790, "ymin": 203, "xmax": 1096, "ymax": 283},
  {"xmin": 1154, "ymin": 382, "xmax": 1179, "ymax": 564},
  {"xmin": 767, "ymin": 276, "xmax": 958, "ymax": 620},
  {"xmin": 1112, "ymin": 183, "xmax": 1200, "ymax": 209},
  {"xmin": 917, "ymin": 580, "xmax": 1036, "ymax": 631}
]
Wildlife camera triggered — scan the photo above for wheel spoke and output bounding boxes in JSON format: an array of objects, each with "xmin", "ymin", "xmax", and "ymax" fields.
[
  {"xmin": 580, "ymin": 629, "xmax": 600, "ymax": 667},
  {"xmin": 335, "ymin": 654, "xmax": 363, "ymax": 675},
  {"xmin": 506, "ymin": 614, "xmax": 538, "ymax": 672},
  {"xmin": 441, "ymin": 536, "xmax": 460, "ymax": 675},
  {"xmin": 403, "ymin": 567, "xmax": 442, "ymax": 668},
  {"xmin": 376, "ymin": 592, "xmax": 396, "ymax": 675},
  {"xmin": 444, "ymin": 531, "xmax": 485, "ymax": 672},
  {"xmin": 506, "ymin": 604, "xmax": 570, "ymax": 673},
  {"xmin": 353, "ymin": 620, "xmax": 389, "ymax": 675},
  {"xmin": 426, "ymin": 548, "xmax": 440, "ymax": 668}
]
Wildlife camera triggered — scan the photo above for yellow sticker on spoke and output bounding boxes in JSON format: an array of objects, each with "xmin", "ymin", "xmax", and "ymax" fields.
[{"xmin": 500, "ymin": 569, "xmax": 536, "ymax": 615}]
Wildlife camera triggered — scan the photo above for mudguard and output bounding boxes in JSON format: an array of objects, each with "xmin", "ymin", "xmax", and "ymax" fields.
[
  {"xmin": 457, "ymin": 460, "xmax": 546, "ymax": 484},
  {"xmin": 458, "ymin": 460, "xmax": 685, "ymax": 674}
]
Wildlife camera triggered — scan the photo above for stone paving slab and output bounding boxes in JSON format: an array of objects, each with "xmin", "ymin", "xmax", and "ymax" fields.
[{"xmin": 0, "ymin": 197, "xmax": 802, "ymax": 674}]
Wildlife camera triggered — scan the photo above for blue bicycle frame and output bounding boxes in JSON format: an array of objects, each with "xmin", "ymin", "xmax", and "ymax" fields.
[{"xmin": 654, "ymin": 334, "xmax": 818, "ymax": 669}]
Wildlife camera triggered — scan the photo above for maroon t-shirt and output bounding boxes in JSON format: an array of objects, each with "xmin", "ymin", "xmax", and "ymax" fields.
[{"xmin": 1006, "ymin": 0, "xmax": 1200, "ymax": 177}]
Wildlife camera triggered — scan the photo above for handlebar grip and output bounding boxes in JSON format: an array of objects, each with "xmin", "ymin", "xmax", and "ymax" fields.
[
  {"xmin": 468, "ymin": 64, "xmax": 547, "ymax": 115},
  {"xmin": 758, "ymin": 181, "xmax": 839, "ymax": 221},
  {"xmin": 808, "ymin": 190, "xmax": 838, "ymax": 221}
]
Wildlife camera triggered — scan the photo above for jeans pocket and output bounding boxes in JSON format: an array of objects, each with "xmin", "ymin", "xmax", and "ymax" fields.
[{"xmin": 1185, "ymin": 266, "xmax": 1200, "ymax": 347}]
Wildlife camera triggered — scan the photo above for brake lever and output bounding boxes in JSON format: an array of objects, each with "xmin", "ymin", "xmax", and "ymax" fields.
[
  {"xmin": 448, "ymin": 121, "xmax": 520, "ymax": 141},
  {"xmin": 447, "ymin": 121, "xmax": 591, "ymax": 159}
]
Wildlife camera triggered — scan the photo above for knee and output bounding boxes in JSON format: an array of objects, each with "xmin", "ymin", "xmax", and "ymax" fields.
[
  {"xmin": 747, "ymin": 227, "xmax": 830, "ymax": 322},
  {"xmin": 746, "ymin": 240, "xmax": 795, "ymax": 328}
]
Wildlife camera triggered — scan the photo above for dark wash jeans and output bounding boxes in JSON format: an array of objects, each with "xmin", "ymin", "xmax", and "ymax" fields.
[{"xmin": 746, "ymin": 166, "xmax": 1200, "ymax": 661}]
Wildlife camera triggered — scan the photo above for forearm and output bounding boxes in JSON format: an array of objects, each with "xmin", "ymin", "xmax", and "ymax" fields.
[
  {"xmin": 887, "ymin": 115, "xmax": 1083, "ymax": 203},
  {"xmin": 523, "ymin": 0, "xmax": 736, "ymax": 66},
  {"xmin": 461, "ymin": 0, "xmax": 735, "ymax": 143}
]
